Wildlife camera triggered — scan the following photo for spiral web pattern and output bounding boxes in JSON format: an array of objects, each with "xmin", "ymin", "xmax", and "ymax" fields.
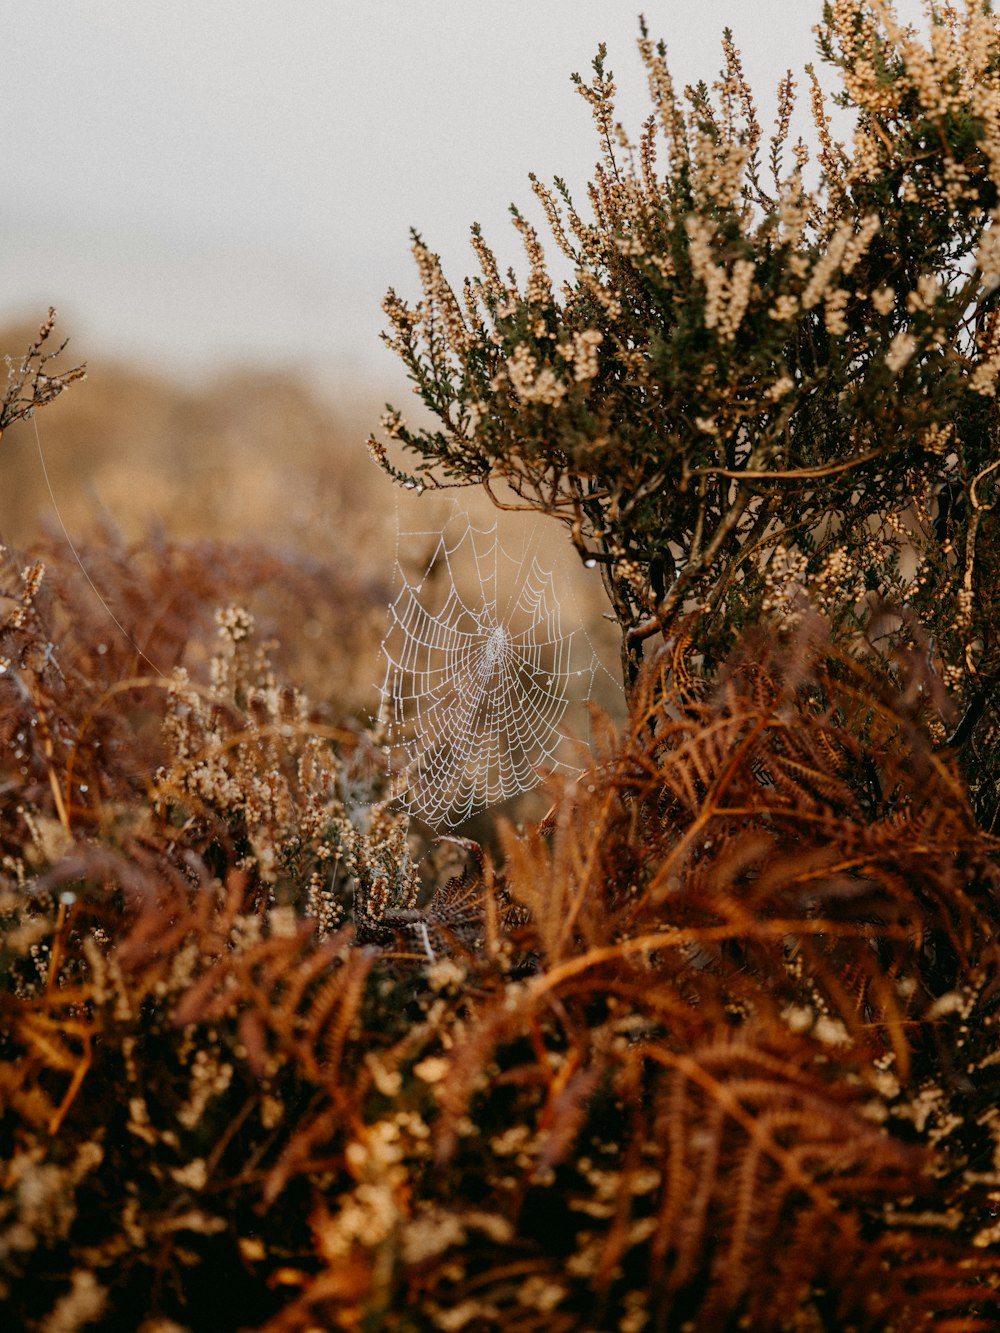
[{"xmin": 378, "ymin": 516, "xmax": 598, "ymax": 828}]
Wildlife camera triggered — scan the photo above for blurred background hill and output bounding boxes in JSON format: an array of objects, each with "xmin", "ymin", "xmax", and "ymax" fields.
[
  {"xmin": 0, "ymin": 317, "xmax": 386, "ymax": 553},
  {"xmin": 0, "ymin": 317, "xmax": 400, "ymax": 714}
]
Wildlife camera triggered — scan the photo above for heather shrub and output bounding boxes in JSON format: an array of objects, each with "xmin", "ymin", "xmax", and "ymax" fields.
[{"xmin": 369, "ymin": 0, "xmax": 1000, "ymax": 820}]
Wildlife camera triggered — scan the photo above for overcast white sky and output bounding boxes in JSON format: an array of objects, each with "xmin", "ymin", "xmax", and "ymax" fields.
[{"xmin": 1, "ymin": 2, "xmax": 925, "ymax": 389}]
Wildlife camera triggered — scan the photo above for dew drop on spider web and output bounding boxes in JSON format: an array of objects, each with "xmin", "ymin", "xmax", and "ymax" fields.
[{"xmin": 377, "ymin": 511, "xmax": 605, "ymax": 828}]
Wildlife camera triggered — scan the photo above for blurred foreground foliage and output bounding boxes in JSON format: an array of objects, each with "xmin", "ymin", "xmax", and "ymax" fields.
[{"xmin": 5, "ymin": 2, "xmax": 1000, "ymax": 1329}]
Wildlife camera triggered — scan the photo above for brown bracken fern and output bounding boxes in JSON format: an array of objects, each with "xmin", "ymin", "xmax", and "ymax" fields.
[{"xmin": 4, "ymin": 519, "xmax": 1000, "ymax": 1329}]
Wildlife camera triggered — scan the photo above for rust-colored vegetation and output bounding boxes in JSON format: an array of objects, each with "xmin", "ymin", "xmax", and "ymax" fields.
[
  {"xmin": 5, "ymin": 2, "xmax": 1000, "ymax": 1329},
  {"xmin": 4, "ymin": 521, "xmax": 1000, "ymax": 1330}
]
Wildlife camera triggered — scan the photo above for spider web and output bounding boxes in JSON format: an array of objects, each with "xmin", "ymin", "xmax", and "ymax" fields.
[{"xmin": 378, "ymin": 513, "xmax": 600, "ymax": 828}]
